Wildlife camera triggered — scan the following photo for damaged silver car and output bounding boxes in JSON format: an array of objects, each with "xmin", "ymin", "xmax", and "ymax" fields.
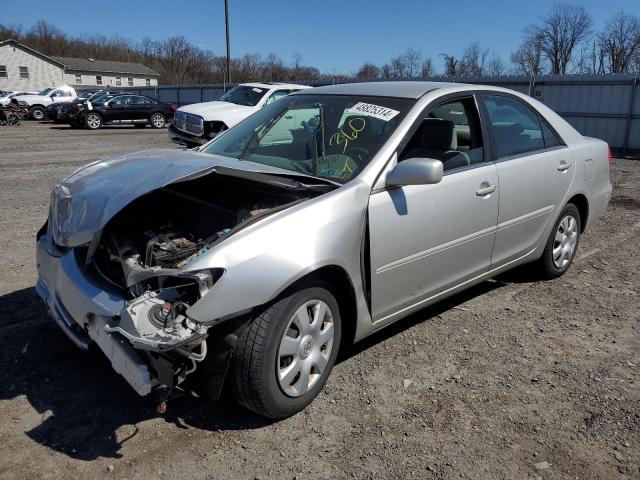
[{"xmin": 36, "ymin": 82, "xmax": 611, "ymax": 419}]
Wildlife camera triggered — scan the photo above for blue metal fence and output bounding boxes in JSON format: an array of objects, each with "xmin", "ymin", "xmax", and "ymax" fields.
[{"xmin": 115, "ymin": 74, "xmax": 640, "ymax": 155}]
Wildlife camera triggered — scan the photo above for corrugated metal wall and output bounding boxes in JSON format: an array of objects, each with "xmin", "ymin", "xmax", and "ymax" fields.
[{"xmin": 116, "ymin": 74, "xmax": 640, "ymax": 155}]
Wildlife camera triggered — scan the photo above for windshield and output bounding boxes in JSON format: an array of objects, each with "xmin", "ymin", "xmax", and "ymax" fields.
[
  {"xmin": 78, "ymin": 91, "xmax": 95, "ymax": 100},
  {"xmin": 37, "ymin": 87, "xmax": 55, "ymax": 96},
  {"xmin": 202, "ymin": 94, "xmax": 413, "ymax": 184},
  {"xmin": 218, "ymin": 85, "xmax": 268, "ymax": 107}
]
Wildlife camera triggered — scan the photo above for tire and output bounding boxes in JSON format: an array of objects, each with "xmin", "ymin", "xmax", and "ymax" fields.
[
  {"xmin": 536, "ymin": 203, "xmax": 581, "ymax": 279},
  {"xmin": 232, "ymin": 283, "xmax": 342, "ymax": 419},
  {"xmin": 29, "ymin": 106, "xmax": 45, "ymax": 121},
  {"xmin": 150, "ymin": 112, "xmax": 166, "ymax": 128},
  {"xmin": 84, "ymin": 112, "xmax": 102, "ymax": 130}
]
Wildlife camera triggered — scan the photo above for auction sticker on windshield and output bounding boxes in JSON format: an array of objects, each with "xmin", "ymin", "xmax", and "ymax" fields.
[{"xmin": 346, "ymin": 102, "xmax": 400, "ymax": 121}]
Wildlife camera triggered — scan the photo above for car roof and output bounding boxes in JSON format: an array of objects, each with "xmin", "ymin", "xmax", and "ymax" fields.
[
  {"xmin": 240, "ymin": 82, "xmax": 311, "ymax": 90},
  {"xmin": 291, "ymin": 81, "xmax": 464, "ymax": 99}
]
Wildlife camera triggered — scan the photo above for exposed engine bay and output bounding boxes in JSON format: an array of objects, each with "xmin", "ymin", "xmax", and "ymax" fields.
[{"xmin": 80, "ymin": 170, "xmax": 328, "ymax": 402}]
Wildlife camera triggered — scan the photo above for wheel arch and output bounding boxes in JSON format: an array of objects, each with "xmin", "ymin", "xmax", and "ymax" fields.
[
  {"xmin": 567, "ymin": 193, "xmax": 589, "ymax": 233},
  {"xmin": 278, "ymin": 265, "xmax": 358, "ymax": 352}
]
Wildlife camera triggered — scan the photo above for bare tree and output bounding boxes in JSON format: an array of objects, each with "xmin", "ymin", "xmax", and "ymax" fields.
[
  {"xmin": 511, "ymin": 34, "xmax": 545, "ymax": 75},
  {"xmin": 529, "ymin": 4, "xmax": 593, "ymax": 75},
  {"xmin": 487, "ymin": 53, "xmax": 505, "ymax": 76},
  {"xmin": 597, "ymin": 12, "xmax": 640, "ymax": 73},
  {"xmin": 420, "ymin": 58, "xmax": 435, "ymax": 78},
  {"xmin": 440, "ymin": 54, "xmax": 459, "ymax": 78},
  {"xmin": 290, "ymin": 52, "xmax": 303, "ymax": 80},
  {"xmin": 380, "ymin": 63, "xmax": 393, "ymax": 80},
  {"xmin": 459, "ymin": 42, "xmax": 490, "ymax": 77},
  {"xmin": 355, "ymin": 62, "xmax": 381, "ymax": 80}
]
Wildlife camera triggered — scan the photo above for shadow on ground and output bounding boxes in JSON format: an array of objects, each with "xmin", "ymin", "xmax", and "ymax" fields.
[{"xmin": 0, "ymin": 273, "xmax": 531, "ymax": 460}]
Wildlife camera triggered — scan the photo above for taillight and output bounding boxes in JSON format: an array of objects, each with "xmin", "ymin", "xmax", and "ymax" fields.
[
  {"xmin": 170, "ymin": 104, "xmax": 177, "ymax": 111},
  {"xmin": 608, "ymin": 146, "xmax": 613, "ymax": 165}
]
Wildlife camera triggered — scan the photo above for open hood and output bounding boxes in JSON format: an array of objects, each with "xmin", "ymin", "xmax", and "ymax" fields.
[{"xmin": 48, "ymin": 149, "xmax": 325, "ymax": 247}]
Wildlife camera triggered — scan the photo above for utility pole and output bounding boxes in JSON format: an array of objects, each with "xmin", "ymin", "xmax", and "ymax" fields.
[{"xmin": 224, "ymin": 0, "xmax": 231, "ymax": 90}]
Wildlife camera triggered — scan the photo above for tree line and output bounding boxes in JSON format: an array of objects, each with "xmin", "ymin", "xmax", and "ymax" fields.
[{"xmin": 1, "ymin": 4, "xmax": 639, "ymax": 85}]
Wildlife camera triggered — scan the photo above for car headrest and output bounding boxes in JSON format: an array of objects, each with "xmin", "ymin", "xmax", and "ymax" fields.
[{"xmin": 420, "ymin": 119, "xmax": 456, "ymax": 151}]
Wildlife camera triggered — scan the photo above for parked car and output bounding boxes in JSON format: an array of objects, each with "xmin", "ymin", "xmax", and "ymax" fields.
[
  {"xmin": 45, "ymin": 90, "xmax": 99, "ymax": 122},
  {"xmin": 54, "ymin": 90, "xmax": 132, "ymax": 125},
  {"xmin": 74, "ymin": 93, "xmax": 175, "ymax": 129},
  {"xmin": 14, "ymin": 85, "xmax": 77, "ymax": 120},
  {"xmin": 36, "ymin": 81, "xmax": 611, "ymax": 419},
  {"xmin": 169, "ymin": 82, "xmax": 311, "ymax": 148},
  {"xmin": 0, "ymin": 91, "xmax": 39, "ymax": 106}
]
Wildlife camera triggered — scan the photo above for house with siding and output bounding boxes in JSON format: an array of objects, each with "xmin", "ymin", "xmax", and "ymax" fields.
[{"xmin": 0, "ymin": 39, "xmax": 159, "ymax": 91}]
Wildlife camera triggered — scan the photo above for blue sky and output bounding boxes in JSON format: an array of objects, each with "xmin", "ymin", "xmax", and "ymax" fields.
[{"xmin": 2, "ymin": 0, "xmax": 639, "ymax": 73}]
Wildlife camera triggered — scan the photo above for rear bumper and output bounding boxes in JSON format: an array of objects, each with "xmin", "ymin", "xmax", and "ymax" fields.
[
  {"xmin": 168, "ymin": 123, "xmax": 205, "ymax": 148},
  {"xmin": 36, "ymin": 233, "xmax": 153, "ymax": 395}
]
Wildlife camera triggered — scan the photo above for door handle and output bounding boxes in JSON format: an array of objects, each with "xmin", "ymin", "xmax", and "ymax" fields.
[
  {"xmin": 285, "ymin": 115, "xmax": 293, "ymax": 119},
  {"xmin": 476, "ymin": 184, "xmax": 496, "ymax": 196},
  {"xmin": 557, "ymin": 160, "xmax": 571, "ymax": 171}
]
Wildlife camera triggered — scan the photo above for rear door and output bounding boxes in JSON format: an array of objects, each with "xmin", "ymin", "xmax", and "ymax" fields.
[
  {"xmin": 128, "ymin": 95, "xmax": 155, "ymax": 121},
  {"xmin": 480, "ymin": 93, "xmax": 572, "ymax": 266}
]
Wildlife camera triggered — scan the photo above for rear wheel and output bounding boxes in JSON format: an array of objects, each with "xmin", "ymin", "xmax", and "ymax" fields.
[
  {"xmin": 232, "ymin": 283, "xmax": 341, "ymax": 419},
  {"xmin": 84, "ymin": 112, "xmax": 102, "ymax": 130},
  {"xmin": 536, "ymin": 203, "xmax": 581, "ymax": 279},
  {"xmin": 150, "ymin": 113, "xmax": 166, "ymax": 128},
  {"xmin": 29, "ymin": 106, "xmax": 45, "ymax": 121}
]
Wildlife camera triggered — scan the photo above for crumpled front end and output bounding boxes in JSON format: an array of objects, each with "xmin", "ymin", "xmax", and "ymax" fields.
[{"xmin": 36, "ymin": 155, "xmax": 328, "ymax": 401}]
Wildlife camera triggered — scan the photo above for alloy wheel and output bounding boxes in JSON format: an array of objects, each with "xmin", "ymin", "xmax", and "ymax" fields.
[
  {"xmin": 86, "ymin": 113, "xmax": 101, "ymax": 129},
  {"xmin": 151, "ymin": 113, "xmax": 165, "ymax": 128},
  {"xmin": 552, "ymin": 214, "xmax": 578, "ymax": 268},
  {"xmin": 277, "ymin": 299, "xmax": 335, "ymax": 397}
]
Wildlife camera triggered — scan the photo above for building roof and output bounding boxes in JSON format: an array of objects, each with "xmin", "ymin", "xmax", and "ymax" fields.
[
  {"xmin": 50, "ymin": 56, "xmax": 159, "ymax": 76},
  {"xmin": 295, "ymin": 81, "xmax": 463, "ymax": 99},
  {"xmin": 0, "ymin": 39, "xmax": 158, "ymax": 77}
]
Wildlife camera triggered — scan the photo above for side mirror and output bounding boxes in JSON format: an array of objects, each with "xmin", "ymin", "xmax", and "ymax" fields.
[{"xmin": 386, "ymin": 158, "xmax": 443, "ymax": 187}]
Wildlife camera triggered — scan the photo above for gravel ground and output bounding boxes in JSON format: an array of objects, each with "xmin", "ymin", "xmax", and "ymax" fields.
[{"xmin": 0, "ymin": 122, "xmax": 638, "ymax": 480}]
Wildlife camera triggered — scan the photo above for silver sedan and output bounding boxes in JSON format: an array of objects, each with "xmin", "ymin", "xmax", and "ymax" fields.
[{"xmin": 36, "ymin": 81, "xmax": 612, "ymax": 418}]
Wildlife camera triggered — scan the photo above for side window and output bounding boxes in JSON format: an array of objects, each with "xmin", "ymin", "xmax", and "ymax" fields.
[
  {"xmin": 265, "ymin": 90, "xmax": 291, "ymax": 106},
  {"xmin": 483, "ymin": 95, "xmax": 545, "ymax": 158},
  {"xmin": 131, "ymin": 96, "xmax": 152, "ymax": 105},
  {"xmin": 541, "ymin": 121, "xmax": 561, "ymax": 148},
  {"xmin": 110, "ymin": 96, "xmax": 130, "ymax": 106},
  {"xmin": 400, "ymin": 96, "xmax": 484, "ymax": 171}
]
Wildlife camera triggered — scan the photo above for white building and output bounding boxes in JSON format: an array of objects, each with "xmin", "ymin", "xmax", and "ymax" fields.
[{"xmin": 0, "ymin": 39, "xmax": 160, "ymax": 92}]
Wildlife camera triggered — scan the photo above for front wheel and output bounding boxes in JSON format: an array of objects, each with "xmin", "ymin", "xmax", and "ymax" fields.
[
  {"xmin": 150, "ymin": 113, "xmax": 166, "ymax": 128},
  {"xmin": 232, "ymin": 283, "xmax": 341, "ymax": 419},
  {"xmin": 536, "ymin": 203, "xmax": 581, "ymax": 279},
  {"xmin": 29, "ymin": 106, "xmax": 45, "ymax": 121},
  {"xmin": 84, "ymin": 112, "xmax": 102, "ymax": 130}
]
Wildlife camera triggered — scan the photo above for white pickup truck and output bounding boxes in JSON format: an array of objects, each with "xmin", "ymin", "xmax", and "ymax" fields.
[
  {"xmin": 168, "ymin": 82, "xmax": 310, "ymax": 148},
  {"xmin": 14, "ymin": 85, "xmax": 77, "ymax": 120}
]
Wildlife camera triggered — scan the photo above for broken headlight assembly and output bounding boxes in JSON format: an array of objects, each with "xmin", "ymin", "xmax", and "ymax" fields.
[{"xmin": 104, "ymin": 268, "xmax": 224, "ymax": 351}]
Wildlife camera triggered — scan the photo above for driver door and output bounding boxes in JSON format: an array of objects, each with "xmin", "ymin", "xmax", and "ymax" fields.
[{"xmin": 368, "ymin": 95, "xmax": 499, "ymax": 324}]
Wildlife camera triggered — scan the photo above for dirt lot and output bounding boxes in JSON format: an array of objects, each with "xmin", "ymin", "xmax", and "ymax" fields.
[{"xmin": 0, "ymin": 122, "xmax": 639, "ymax": 480}]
